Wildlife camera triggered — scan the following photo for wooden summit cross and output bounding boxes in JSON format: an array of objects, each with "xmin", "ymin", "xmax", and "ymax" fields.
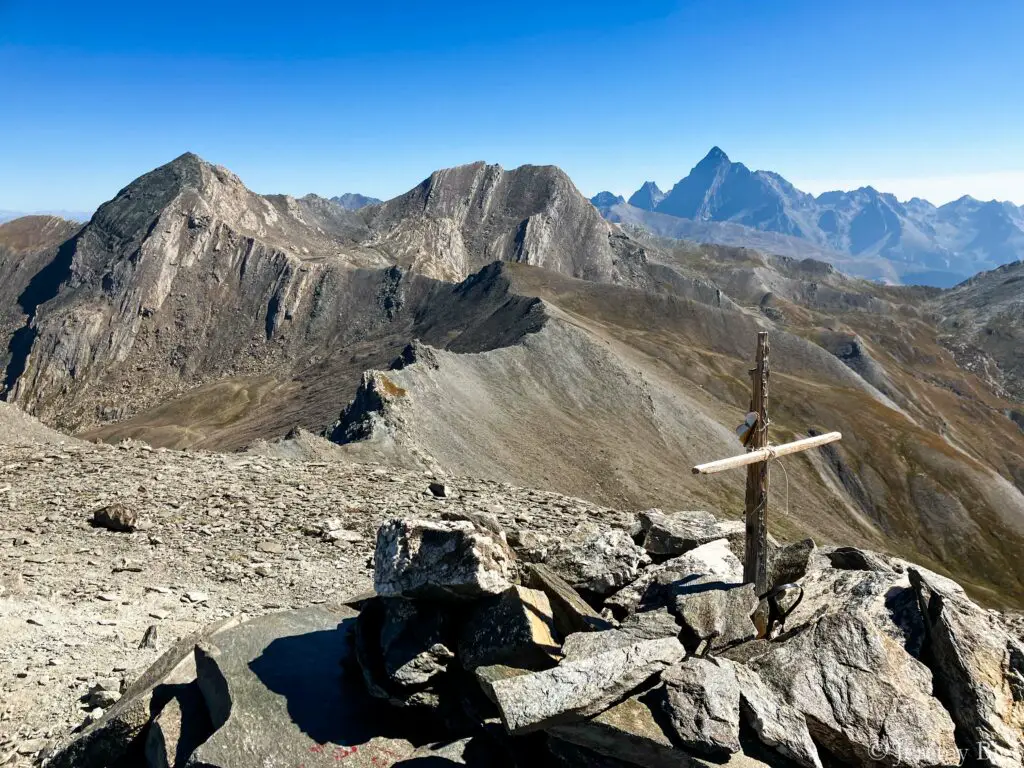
[{"xmin": 691, "ymin": 331, "xmax": 841, "ymax": 629}]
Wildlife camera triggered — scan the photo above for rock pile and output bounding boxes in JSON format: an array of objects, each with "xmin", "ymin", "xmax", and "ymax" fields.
[{"xmin": 45, "ymin": 510, "xmax": 1024, "ymax": 767}]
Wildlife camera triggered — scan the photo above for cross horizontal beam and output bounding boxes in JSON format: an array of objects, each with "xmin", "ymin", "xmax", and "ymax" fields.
[{"xmin": 692, "ymin": 431, "xmax": 842, "ymax": 475}]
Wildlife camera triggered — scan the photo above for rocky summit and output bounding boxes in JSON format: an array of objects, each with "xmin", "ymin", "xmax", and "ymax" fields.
[
  {"xmin": 32, "ymin": 509, "xmax": 1023, "ymax": 768},
  {"xmin": 0, "ymin": 151, "xmax": 1022, "ymax": 768}
]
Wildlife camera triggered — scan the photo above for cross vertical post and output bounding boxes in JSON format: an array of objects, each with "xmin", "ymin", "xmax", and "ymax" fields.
[{"xmin": 744, "ymin": 332, "xmax": 770, "ymax": 606}]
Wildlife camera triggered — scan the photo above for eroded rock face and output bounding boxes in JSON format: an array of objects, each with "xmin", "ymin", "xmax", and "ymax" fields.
[
  {"xmin": 748, "ymin": 611, "xmax": 959, "ymax": 768},
  {"xmin": 545, "ymin": 523, "xmax": 647, "ymax": 597},
  {"xmin": 490, "ymin": 637, "xmax": 685, "ymax": 734},
  {"xmin": 373, "ymin": 518, "xmax": 514, "ymax": 600},
  {"xmin": 911, "ymin": 569, "xmax": 1024, "ymax": 768},
  {"xmin": 671, "ymin": 582, "xmax": 759, "ymax": 655}
]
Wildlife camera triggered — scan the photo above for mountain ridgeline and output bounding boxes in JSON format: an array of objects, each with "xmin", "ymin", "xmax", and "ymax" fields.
[
  {"xmin": 593, "ymin": 147, "xmax": 1024, "ymax": 286},
  {"xmin": 0, "ymin": 152, "xmax": 1023, "ymax": 610}
]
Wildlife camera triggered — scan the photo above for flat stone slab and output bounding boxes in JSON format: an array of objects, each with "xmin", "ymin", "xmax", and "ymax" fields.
[
  {"xmin": 527, "ymin": 563, "xmax": 612, "ymax": 636},
  {"xmin": 47, "ymin": 617, "xmax": 242, "ymax": 768},
  {"xmin": 490, "ymin": 637, "xmax": 684, "ymax": 734},
  {"xmin": 188, "ymin": 606, "xmax": 416, "ymax": 767}
]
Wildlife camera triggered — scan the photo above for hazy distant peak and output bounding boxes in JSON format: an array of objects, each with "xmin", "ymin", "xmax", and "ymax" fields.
[
  {"xmin": 627, "ymin": 181, "xmax": 665, "ymax": 211},
  {"xmin": 590, "ymin": 191, "xmax": 625, "ymax": 210},
  {"xmin": 330, "ymin": 193, "xmax": 382, "ymax": 211}
]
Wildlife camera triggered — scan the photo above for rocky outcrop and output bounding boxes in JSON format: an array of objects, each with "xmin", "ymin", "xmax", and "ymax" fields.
[
  {"xmin": 911, "ymin": 569, "xmax": 1024, "ymax": 768},
  {"xmin": 44, "ymin": 514, "xmax": 1024, "ymax": 768},
  {"xmin": 364, "ymin": 161, "xmax": 651, "ymax": 285}
]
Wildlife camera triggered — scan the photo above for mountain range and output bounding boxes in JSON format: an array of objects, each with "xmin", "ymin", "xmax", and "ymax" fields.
[
  {"xmin": 593, "ymin": 147, "xmax": 1024, "ymax": 287},
  {"xmin": 0, "ymin": 153, "xmax": 1022, "ymax": 610}
]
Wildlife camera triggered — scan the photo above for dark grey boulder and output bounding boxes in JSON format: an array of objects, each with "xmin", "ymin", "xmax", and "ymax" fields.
[
  {"xmin": 526, "ymin": 563, "xmax": 613, "ymax": 636},
  {"xmin": 671, "ymin": 581, "xmax": 758, "ymax": 656},
  {"xmin": 46, "ymin": 617, "xmax": 242, "ymax": 768},
  {"xmin": 379, "ymin": 597, "xmax": 455, "ymax": 688}
]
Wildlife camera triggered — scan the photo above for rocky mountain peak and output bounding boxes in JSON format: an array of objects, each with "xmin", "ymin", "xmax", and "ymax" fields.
[
  {"xmin": 627, "ymin": 181, "xmax": 665, "ymax": 211},
  {"xmin": 697, "ymin": 145, "xmax": 731, "ymax": 168}
]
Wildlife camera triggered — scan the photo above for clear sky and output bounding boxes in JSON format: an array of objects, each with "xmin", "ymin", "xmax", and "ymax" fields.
[{"xmin": 2, "ymin": 0, "xmax": 1022, "ymax": 212}]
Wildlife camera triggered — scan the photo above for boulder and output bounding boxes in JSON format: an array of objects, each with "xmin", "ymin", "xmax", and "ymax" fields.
[
  {"xmin": 605, "ymin": 539, "xmax": 743, "ymax": 617},
  {"xmin": 911, "ymin": 569, "xmax": 1024, "ymax": 768},
  {"xmin": 373, "ymin": 518, "xmax": 514, "ymax": 600},
  {"xmin": 91, "ymin": 502, "xmax": 138, "ymax": 532},
  {"xmin": 766, "ymin": 538, "xmax": 815, "ymax": 586},
  {"xmin": 638, "ymin": 510, "xmax": 744, "ymax": 557},
  {"xmin": 459, "ymin": 586, "xmax": 560, "ymax": 671},
  {"xmin": 671, "ymin": 582, "xmax": 759, "ymax": 655},
  {"xmin": 546, "ymin": 523, "xmax": 647, "ymax": 596},
  {"xmin": 561, "ymin": 610, "xmax": 680, "ymax": 662},
  {"xmin": 784, "ymin": 553, "xmax": 925, "ymax": 655},
  {"xmin": 659, "ymin": 658, "xmax": 741, "ymax": 758},
  {"xmin": 46, "ymin": 617, "xmax": 242, "ymax": 768},
  {"xmin": 379, "ymin": 598, "xmax": 455, "ymax": 688},
  {"xmin": 526, "ymin": 563, "xmax": 613, "ymax": 636},
  {"xmin": 507, "ymin": 529, "xmax": 553, "ymax": 564},
  {"xmin": 490, "ymin": 637, "xmax": 685, "ymax": 734},
  {"xmin": 731, "ymin": 663, "xmax": 822, "ymax": 768},
  {"xmin": 190, "ymin": 606, "xmax": 416, "ymax": 767},
  {"xmin": 749, "ymin": 611, "xmax": 960, "ymax": 768}
]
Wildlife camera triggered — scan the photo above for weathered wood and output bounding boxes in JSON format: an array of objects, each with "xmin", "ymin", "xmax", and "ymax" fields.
[
  {"xmin": 691, "ymin": 432, "xmax": 843, "ymax": 475},
  {"xmin": 744, "ymin": 332, "xmax": 770, "ymax": 618}
]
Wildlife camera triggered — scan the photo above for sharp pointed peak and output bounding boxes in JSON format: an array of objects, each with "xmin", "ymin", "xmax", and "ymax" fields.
[{"xmin": 701, "ymin": 146, "xmax": 730, "ymax": 164}]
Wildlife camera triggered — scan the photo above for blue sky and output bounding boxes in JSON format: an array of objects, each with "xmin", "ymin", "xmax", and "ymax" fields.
[{"xmin": 2, "ymin": 0, "xmax": 1022, "ymax": 212}]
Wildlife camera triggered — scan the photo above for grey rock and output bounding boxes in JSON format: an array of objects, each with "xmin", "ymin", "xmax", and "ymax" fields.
[
  {"xmin": 732, "ymin": 663, "xmax": 823, "ymax": 768},
  {"xmin": 379, "ymin": 597, "xmax": 454, "ymax": 688},
  {"xmin": 546, "ymin": 523, "xmax": 646, "ymax": 596},
  {"xmin": 605, "ymin": 539, "xmax": 743, "ymax": 617},
  {"xmin": 144, "ymin": 682, "xmax": 211, "ymax": 768},
  {"xmin": 548, "ymin": 695, "xmax": 688, "ymax": 768},
  {"xmin": 190, "ymin": 606, "xmax": 417, "ymax": 767},
  {"xmin": 91, "ymin": 502, "xmax": 138, "ymax": 532},
  {"xmin": 428, "ymin": 481, "xmax": 449, "ymax": 498},
  {"xmin": 373, "ymin": 518, "xmax": 514, "ymax": 600},
  {"xmin": 562, "ymin": 610, "xmax": 680, "ymax": 662},
  {"xmin": 660, "ymin": 657, "xmax": 741, "ymax": 757},
  {"xmin": 506, "ymin": 529, "xmax": 552, "ymax": 563},
  {"xmin": 140, "ymin": 624, "xmax": 159, "ymax": 650},
  {"xmin": 671, "ymin": 582, "xmax": 758, "ymax": 655},
  {"xmin": 749, "ymin": 611, "xmax": 959, "ymax": 768},
  {"xmin": 474, "ymin": 664, "xmax": 532, "ymax": 704},
  {"xmin": 526, "ymin": 563, "xmax": 613, "ymax": 637},
  {"xmin": 46, "ymin": 617, "xmax": 242, "ymax": 768},
  {"xmin": 638, "ymin": 510, "xmax": 743, "ymax": 557},
  {"xmin": 490, "ymin": 637, "xmax": 684, "ymax": 734},
  {"xmin": 767, "ymin": 538, "xmax": 815, "ymax": 587},
  {"xmin": 911, "ymin": 568, "xmax": 1024, "ymax": 768},
  {"xmin": 459, "ymin": 586, "xmax": 559, "ymax": 671},
  {"xmin": 440, "ymin": 509, "xmax": 504, "ymax": 538}
]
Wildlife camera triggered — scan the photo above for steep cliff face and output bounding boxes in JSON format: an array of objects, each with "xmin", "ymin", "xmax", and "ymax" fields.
[{"xmin": 363, "ymin": 162, "xmax": 650, "ymax": 284}]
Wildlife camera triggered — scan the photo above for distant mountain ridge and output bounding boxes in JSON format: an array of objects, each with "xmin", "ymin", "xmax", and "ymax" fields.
[
  {"xmin": 330, "ymin": 193, "xmax": 382, "ymax": 210},
  {"xmin": 598, "ymin": 148, "xmax": 1024, "ymax": 286}
]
